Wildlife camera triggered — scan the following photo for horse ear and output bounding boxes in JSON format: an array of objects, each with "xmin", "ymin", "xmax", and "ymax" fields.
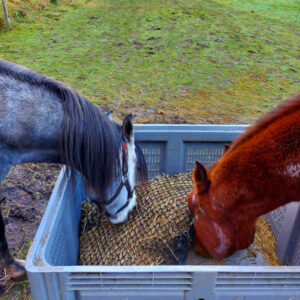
[
  {"xmin": 107, "ymin": 110, "xmax": 113, "ymax": 121},
  {"xmin": 193, "ymin": 161, "xmax": 209, "ymax": 194},
  {"xmin": 122, "ymin": 114, "xmax": 134, "ymax": 142},
  {"xmin": 224, "ymin": 143, "xmax": 230, "ymax": 153}
]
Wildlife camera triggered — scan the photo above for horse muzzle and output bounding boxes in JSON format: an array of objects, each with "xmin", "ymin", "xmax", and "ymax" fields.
[{"xmin": 108, "ymin": 192, "xmax": 137, "ymax": 224}]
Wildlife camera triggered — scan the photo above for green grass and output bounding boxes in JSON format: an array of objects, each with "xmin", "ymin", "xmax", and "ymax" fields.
[{"xmin": 1, "ymin": 0, "xmax": 299, "ymax": 123}]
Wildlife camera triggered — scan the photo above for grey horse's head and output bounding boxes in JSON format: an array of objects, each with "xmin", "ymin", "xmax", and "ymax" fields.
[{"xmin": 84, "ymin": 113, "xmax": 147, "ymax": 223}]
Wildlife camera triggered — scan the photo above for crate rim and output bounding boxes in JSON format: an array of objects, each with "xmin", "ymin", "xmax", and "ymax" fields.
[{"xmin": 26, "ymin": 264, "xmax": 300, "ymax": 274}]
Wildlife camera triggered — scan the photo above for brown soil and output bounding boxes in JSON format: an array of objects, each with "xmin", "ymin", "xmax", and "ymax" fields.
[{"xmin": 0, "ymin": 163, "xmax": 60, "ymax": 297}]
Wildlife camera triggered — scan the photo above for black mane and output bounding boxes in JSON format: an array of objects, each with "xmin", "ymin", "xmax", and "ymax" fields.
[{"xmin": 0, "ymin": 60, "xmax": 122, "ymax": 193}]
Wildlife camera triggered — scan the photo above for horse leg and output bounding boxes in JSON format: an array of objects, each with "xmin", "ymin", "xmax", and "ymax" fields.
[
  {"xmin": 0, "ymin": 163, "xmax": 26, "ymax": 279},
  {"xmin": 0, "ymin": 147, "xmax": 60, "ymax": 280},
  {"xmin": 0, "ymin": 208, "xmax": 26, "ymax": 279}
]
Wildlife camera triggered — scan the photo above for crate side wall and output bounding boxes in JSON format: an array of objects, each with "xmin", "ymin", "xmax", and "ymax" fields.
[{"xmin": 26, "ymin": 125, "xmax": 300, "ymax": 300}]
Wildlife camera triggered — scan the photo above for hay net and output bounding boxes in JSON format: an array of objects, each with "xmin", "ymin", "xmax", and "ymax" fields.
[
  {"xmin": 79, "ymin": 172, "xmax": 194, "ymax": 266},
  {"xmin": 78, "ymin": 172, "xmax": 281, "ymax": 266}
]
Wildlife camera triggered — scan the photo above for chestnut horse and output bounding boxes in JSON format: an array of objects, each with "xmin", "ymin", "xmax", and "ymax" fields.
[{"xmin": 188, "ymin": 94, "xmax": 300, "ymax": 259}]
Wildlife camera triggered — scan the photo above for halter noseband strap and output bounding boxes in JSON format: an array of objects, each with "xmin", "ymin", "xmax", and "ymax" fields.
[{"xmin": 104, "ymin": 140, "xmax": 134, "ymax": 217}]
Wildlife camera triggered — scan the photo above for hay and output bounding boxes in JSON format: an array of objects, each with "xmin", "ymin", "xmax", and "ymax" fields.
[
  {"xmin": 79, "ymin": 173, "xmax": 194, "ymax": 265},
  {"xmin": 254, "ymin": 218, "xmax": 281, "ymax": 266},
  {"xmin": 78, "ymin": 172, "xmax": 281, "ymax": 266}
]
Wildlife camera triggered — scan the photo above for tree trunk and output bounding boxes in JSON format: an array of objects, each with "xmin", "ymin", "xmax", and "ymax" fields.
[{"xmin": 1, "ymin": 0, "xmax": 11, "ymax": 28}]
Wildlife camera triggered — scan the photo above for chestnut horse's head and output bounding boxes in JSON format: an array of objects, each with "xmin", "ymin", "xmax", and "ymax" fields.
[
  {"xmin": 188, "ymin": 160, "xmax": 256, "ymax": 259},
  {"xmin": 188, "ymin": 95, "xmax": 300, "ymax": 259}
]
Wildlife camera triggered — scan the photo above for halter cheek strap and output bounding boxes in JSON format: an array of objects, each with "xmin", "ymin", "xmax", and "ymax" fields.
[{"xmin": 104, "ymin": 140, "xmax": 134, "ymax": 217}]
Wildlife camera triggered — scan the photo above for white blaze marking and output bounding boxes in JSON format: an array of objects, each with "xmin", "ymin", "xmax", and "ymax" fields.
[
  {"xmin": 127, "ymin": 136, "xmax": 136, "ymax": 189},
  {"xmin": 213, "ymin": 222, "xmax": 230, "ymax": 256}
]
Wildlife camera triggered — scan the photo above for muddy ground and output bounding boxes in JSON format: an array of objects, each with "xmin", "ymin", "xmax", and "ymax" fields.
[{"xmin": 0, "ymin": 163, "xmax": 60, "ymax": 298}]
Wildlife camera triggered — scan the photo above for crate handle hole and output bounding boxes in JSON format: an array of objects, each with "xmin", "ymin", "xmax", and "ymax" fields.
[{"xmin": 198, "ymin": 299, "xmax": 205, "ymax": 300}]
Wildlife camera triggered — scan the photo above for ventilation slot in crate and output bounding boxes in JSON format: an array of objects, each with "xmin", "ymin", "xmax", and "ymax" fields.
[
  {"xmin": 184, "ymin": 142, "xmax": 226, "ymax": 172},
  {"xmin": 215, "ymin": 272, "xmax": 300, "ymax": 291},
  {"xmin": 140, "ymin": 142, "xmax": 165, "ymax": 178},
  {"xmin": 66, "ymin": 272, "xmax": 192, "ymax": 291}
]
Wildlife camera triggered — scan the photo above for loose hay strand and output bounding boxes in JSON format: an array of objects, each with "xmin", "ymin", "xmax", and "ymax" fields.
[{"xmin": 254, "ymin": 218, "xmax": 281, "ymax": 266}]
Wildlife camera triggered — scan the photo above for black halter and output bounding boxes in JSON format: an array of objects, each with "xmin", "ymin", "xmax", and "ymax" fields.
[{"xmin": 104, "ymin": 139, "xmax": 134, "ymax": 218}]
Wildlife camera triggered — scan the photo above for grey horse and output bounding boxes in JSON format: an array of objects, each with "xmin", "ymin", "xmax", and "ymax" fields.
[{"xmin": 0, "ymin": 60, "xmax": 147, "ymax": 279}]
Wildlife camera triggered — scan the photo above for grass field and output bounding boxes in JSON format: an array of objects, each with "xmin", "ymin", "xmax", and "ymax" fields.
[
  {"xmin": 0, "ymin": 0, "xmax": 299, "ymax": 298},
  {"xmin": 1, "ymin": 0, "xmax": 299, "ymax": 124}
]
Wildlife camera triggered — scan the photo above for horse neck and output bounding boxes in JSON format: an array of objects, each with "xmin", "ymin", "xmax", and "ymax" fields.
[
  {"xmin": 213, "ymin": 114, "xmax": 300, "ymax": 222},
  {"xmin": 214, "ymin": 161, "xmax": 300, "ymax": 224}
]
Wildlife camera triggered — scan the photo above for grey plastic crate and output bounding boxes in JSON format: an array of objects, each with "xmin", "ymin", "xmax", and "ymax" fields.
[{"xmin": 25, "ymin": 125, "xmax": 300, "ymax": 300}]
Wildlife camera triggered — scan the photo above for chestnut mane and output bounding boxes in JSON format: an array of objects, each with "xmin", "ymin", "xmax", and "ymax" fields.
[{"xmin": 226, "ymin": 94, "xmax": 300, "ymax": 156}]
